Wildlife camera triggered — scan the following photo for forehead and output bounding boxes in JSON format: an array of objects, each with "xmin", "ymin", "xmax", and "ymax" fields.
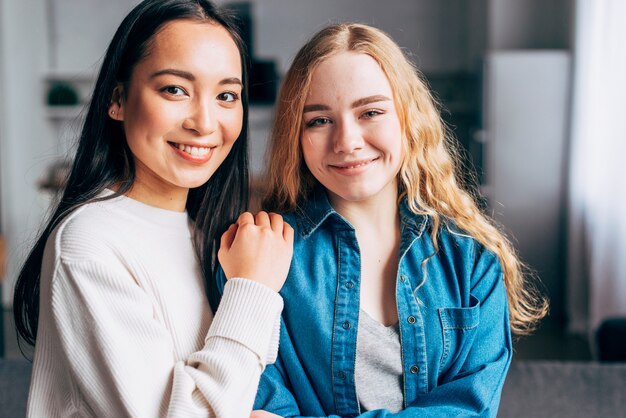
[
  {"xmin": 136, "ymin": 19, "xmax": 241, "ymax": 77},
  {"xmin": 306, "ymin": 52, "xmax": 392, "ymax": 101}
]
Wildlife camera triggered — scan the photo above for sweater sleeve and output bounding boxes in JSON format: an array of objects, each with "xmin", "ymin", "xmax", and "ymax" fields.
[{"xmin": 35, "ymin": 258, "xmax": 283, "ymax": 418}]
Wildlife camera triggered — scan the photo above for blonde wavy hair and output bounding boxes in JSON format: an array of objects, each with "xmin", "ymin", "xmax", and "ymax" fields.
[{"xmin": 262, "ymin": 23, "xmax": 547, "ymax": 335}]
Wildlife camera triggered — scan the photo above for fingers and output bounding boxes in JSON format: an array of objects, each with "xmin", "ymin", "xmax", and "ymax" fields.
[
  {"xmin": 251, "ymin": 411, "xmax": 282, "ymax": 418},
  {"xmin": 283, "ymin": 221, "xmax": 294, "ymax": 242},
  {"xmin": 235, "ymin": 211, "xmax": 292, "ymax": 243},
  {"xmin": 269, "ymin": 212, "xmax": 284, "ymax": 233},
  {"xmin": 220, "ymin": 223, "xmax": 238, "ymax": 250},
  {"xmin": 219, "ymin": 211, "xmax": 294, "ymax": 290},
  {"xmin": 236, "ymin": 211, "xmax": 255, "ymax": 226},
  {"xmin": 254, "ymin": 211, "xmax": 271, "ymax": 227}
]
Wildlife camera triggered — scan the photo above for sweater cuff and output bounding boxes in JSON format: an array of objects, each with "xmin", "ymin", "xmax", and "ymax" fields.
[{"xmin": 207, "ymin": 278, "xmax": 283, "ymax": 367}]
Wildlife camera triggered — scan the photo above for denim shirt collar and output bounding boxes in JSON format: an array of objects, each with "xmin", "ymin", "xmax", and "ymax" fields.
[{"xmin": 296, "ymin": 186, "xmax": 429, "ymax": 242}]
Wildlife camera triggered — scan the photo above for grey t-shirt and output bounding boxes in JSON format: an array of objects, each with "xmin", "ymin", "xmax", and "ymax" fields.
[{"xmin": 355, "ymin": 309, "xmax": 404, "ymax": 413}]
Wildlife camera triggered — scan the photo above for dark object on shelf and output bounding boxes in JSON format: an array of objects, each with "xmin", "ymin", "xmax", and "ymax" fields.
[
  {"xmin": 424, "ymin": 72, "xmax": 482, "ymax": 184},
  {"xmin": 46, "ymin": 82, "xmax": 79, "ymax": 106},
  {"xmin": 224, "ymin": 1, "xmax": 278, "ymax": 104},
  {"xmin": 597, "ymin": 318, "xmax": 626, "ymax": 362},
  {"xmin": 250, "ymin": 59, "xmax": 278, "ymax": 104}
]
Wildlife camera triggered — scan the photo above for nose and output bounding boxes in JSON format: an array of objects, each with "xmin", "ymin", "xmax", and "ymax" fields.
[
  {"xmin": 333, "ymin": 119, "xmax": 364, "ymax": 154},
  {"xmin": 182, "ymin": 99, "xmax": 216, "ymax": 135}
]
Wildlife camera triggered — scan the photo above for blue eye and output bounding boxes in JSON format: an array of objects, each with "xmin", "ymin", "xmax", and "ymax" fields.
[
  {"xmin": 161, "ymin": 86, "xmax": 186, "ymax": 96},
  {"xmin": 362, "ymin": 110, "xmax": 383, "ymax": 119},
  {"xmin": 305, "ymin": 117, "xmax": 331, "ymax": 128},
  {"xmin": 218, "ymin": 91, "xmax": 239, "ymax": 102}
]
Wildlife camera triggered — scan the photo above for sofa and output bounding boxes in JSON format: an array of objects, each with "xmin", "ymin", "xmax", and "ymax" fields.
[
  {"xmin": 499, "ymin": 360, "xmax": 626, "ymax": 418},
  {"xmin": 0, "ymin": 358, "xmax": 31, "ymax": 417}
]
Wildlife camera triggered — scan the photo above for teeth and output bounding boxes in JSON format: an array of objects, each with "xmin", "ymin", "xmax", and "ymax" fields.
[
  {"xmin": 174, "ymin": 142, "xmax": 210, "ymax": 157},
  {"xmin": 341, "ymin": 161, "xmax": 367, "ymax": 169}
]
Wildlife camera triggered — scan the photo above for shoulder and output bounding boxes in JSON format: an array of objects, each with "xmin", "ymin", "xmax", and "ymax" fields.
[
  {"xmin": 47, "ymin": 197, "xmax": 131, "ymax": 264},
  {"xmin": 431, "ymin": 216, "xmax": 502, "ymax": 275}
]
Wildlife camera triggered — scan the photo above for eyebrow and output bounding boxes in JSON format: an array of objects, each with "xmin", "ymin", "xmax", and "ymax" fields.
[
  {"xmin": 352, "ymin": 95, "xmax": 392, "ymax": 108},
  {"xmin": 150, "ymin": 69, "xmax": 242, "ymax": 86},
  {"xmin": 303, "ymin": 94, "xmax": 392, "ymax": 113}
]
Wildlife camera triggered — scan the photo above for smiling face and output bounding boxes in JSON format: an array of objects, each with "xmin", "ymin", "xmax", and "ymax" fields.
[
  {"xmin": 109, "ymin": 19, "xmax": 243, "ymax": 210},
  {"xmin": 300, "ymin": 51, "xmax": 403, "ymax": 208}
]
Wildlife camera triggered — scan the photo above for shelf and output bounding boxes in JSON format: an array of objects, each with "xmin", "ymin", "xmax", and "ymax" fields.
[{"xmin": 43, "ymin": 69, "xmax": 96, "ymax": 83}]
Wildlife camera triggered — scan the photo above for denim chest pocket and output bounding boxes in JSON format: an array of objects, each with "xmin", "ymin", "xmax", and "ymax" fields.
[{"xmin": 437, "ymin": 294, "xmax": 480, "ymax": 374}]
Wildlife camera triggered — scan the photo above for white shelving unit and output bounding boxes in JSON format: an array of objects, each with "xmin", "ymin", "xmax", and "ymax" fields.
[{"xmin": 42, "ymin": 70, "xmax": 94, "ymax": 155}]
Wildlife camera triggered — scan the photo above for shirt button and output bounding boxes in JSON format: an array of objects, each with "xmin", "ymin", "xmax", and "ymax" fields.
[
  {"xmin": 346, "ymin": 281, "xmax": 354, "ymax": 289},
  {"xmin": 407, "ymin": 315, "xmax": 416, "ymax": 324},
  {"xmin": 410, "ymin": 365, "xmax": 419, "ymax": 374},
  {"xmin": 337, "ymin": 371, "xmax": 346, "ymax": 379},
  {"xmin": 400, "ymin": 275, "xmax": 406, "ymax": 282},
  {"xmin": 342, "ymin": 321, "xmax": 351, "ymax": 330}
]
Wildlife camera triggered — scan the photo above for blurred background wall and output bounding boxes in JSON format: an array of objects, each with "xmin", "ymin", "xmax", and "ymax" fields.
[{"xmin": 0, "ymin": 0, "xmax": 584, "ymax": 357}]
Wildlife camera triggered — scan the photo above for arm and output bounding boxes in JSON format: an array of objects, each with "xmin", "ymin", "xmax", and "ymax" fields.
[
  {"xmin": 36, "ymin": 211, "xmax": 293, "ymax": 418},
  {"xmin": 46, "ymin": 261, "xmax": 282, "ymax": 418},
  {"xmin": 253, "ymin": 357, "xmax": 303, "ymax": 417},
  {"xmin": 217, "ymin": 211, "xmax": 294, "ymax": 365}
]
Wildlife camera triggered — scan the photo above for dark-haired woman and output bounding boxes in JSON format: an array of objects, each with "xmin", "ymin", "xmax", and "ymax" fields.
[{"xmin": 13, "ymin": 1, "xmax": 293, "ymax": 416}]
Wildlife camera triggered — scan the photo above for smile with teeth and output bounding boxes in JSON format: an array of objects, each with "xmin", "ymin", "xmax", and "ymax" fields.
[
  {"xmin": 331, "ymin": 158, "xmax": 378, "ymax": 169},
  {"xmin": 170, "ymin": 142, "xmax": 212, "ymax": 157}
]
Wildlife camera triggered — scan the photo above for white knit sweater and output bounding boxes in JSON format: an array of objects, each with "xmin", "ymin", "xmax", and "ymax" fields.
[{"xmin": 27, "ymin": 192, "xmax": 283, "ymax": 418}]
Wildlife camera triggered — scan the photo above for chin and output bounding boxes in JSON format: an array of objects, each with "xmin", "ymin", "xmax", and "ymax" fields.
[
  {"xmin": 182, "ymin": 171, "xmax": 220, "ymax": 189},
  {"xmin": 175, "ymin": 177, "xmax": 212, "ymax": 190}
]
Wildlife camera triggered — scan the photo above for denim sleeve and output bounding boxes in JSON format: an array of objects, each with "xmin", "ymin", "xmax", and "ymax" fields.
[
  {"xmin": 215, "ymin": 266, "xmax": 226, "ymax": 296},
  {"xmin": 254, "ymin": 355, "xmax": 304, "ymax": 417}
]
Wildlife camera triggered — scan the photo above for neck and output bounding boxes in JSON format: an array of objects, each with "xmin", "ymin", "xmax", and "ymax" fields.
[
  {"xmin": 329, "ymin": 188, "xmax": 400, "ymax": 235},
  {"xmin": 122, "ymin": 177, "xmax": 188, "ymax": 213},
  {"xmin": 120, "ymin": 159, "xmax": 190, "ymax": 212}
]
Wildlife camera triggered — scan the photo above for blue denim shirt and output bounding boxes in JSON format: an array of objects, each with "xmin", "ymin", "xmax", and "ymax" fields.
[{"xmin": 220, "ymin": 189, "xmax": 512, "ymax": 417}]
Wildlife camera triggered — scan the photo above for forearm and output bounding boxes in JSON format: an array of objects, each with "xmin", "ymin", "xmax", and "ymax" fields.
[{"xmin": 44, "ymin": 262, "xmax": 282, "ymax": 417}]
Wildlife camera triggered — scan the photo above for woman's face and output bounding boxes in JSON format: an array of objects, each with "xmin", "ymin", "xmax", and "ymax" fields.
[
  {"xmin": 109, "ymin": 19, "xmax": 243, "ymax": 210},
  {"xmin": 300, "ymin": 51, "xmax": 403, "ymax": 207}
]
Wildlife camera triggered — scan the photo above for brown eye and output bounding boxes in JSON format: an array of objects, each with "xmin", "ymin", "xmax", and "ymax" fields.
[
  {"xmin": 160, "ymin": 86, "xmax": 186, "ymax": 96},
  {"xmin": 218, "ymin": 91, "xmax": 239, "ymax": 102}
]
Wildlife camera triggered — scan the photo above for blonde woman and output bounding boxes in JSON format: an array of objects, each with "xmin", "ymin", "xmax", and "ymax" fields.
[{"xmin": 248, "ymin": 23, "xmax": 548, "ymax": 417}]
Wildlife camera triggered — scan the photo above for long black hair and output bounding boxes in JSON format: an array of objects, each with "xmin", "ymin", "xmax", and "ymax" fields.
[{"xmin": 13, "ymin": 0, "xmax": 249, "ymax": 350}]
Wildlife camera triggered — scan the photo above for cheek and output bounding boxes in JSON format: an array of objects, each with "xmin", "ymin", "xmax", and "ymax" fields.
[
  {"xmin": 124, "ymin": 98, "xmax": 173, "ymax": 140},
  {"xmin": 379, "ymin": 120, "xmax": 403, "ymax": 158},
  {"xmin": 222, "ymin": 108, "xmax": 244, "ymax": 143}
]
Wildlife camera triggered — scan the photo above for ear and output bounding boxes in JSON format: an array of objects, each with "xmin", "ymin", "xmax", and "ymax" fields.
[{"xmin": 108, "ymin": 84, "xmax": 125, "ymax": 121}]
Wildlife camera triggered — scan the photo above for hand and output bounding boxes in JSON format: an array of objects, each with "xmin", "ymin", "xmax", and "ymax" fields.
[
  {"xmin": 250, "ymin": 411, "xmax": 283, "ymax": 418},
  {"xmin": 219, "ymin": 211, "xmax": 294, "ymax": 292}
]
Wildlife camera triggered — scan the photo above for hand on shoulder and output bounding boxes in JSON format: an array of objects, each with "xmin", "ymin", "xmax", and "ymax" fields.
[
  {"xmin": 218, "ymin": 211, "xmax": 294, "ymax": 292},
  {"xmin": 250, "ymin": 410, "xmax": 282, "ymax": 418}
]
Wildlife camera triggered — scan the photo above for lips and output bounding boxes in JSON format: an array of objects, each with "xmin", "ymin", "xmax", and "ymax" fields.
[
  {"xmin": 329, "ymin": 157, "xmax": 379, "ymax": 169},
  {"xmin": 167, "ymin": 141, "xmax": 215, "ymax": 163}
]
